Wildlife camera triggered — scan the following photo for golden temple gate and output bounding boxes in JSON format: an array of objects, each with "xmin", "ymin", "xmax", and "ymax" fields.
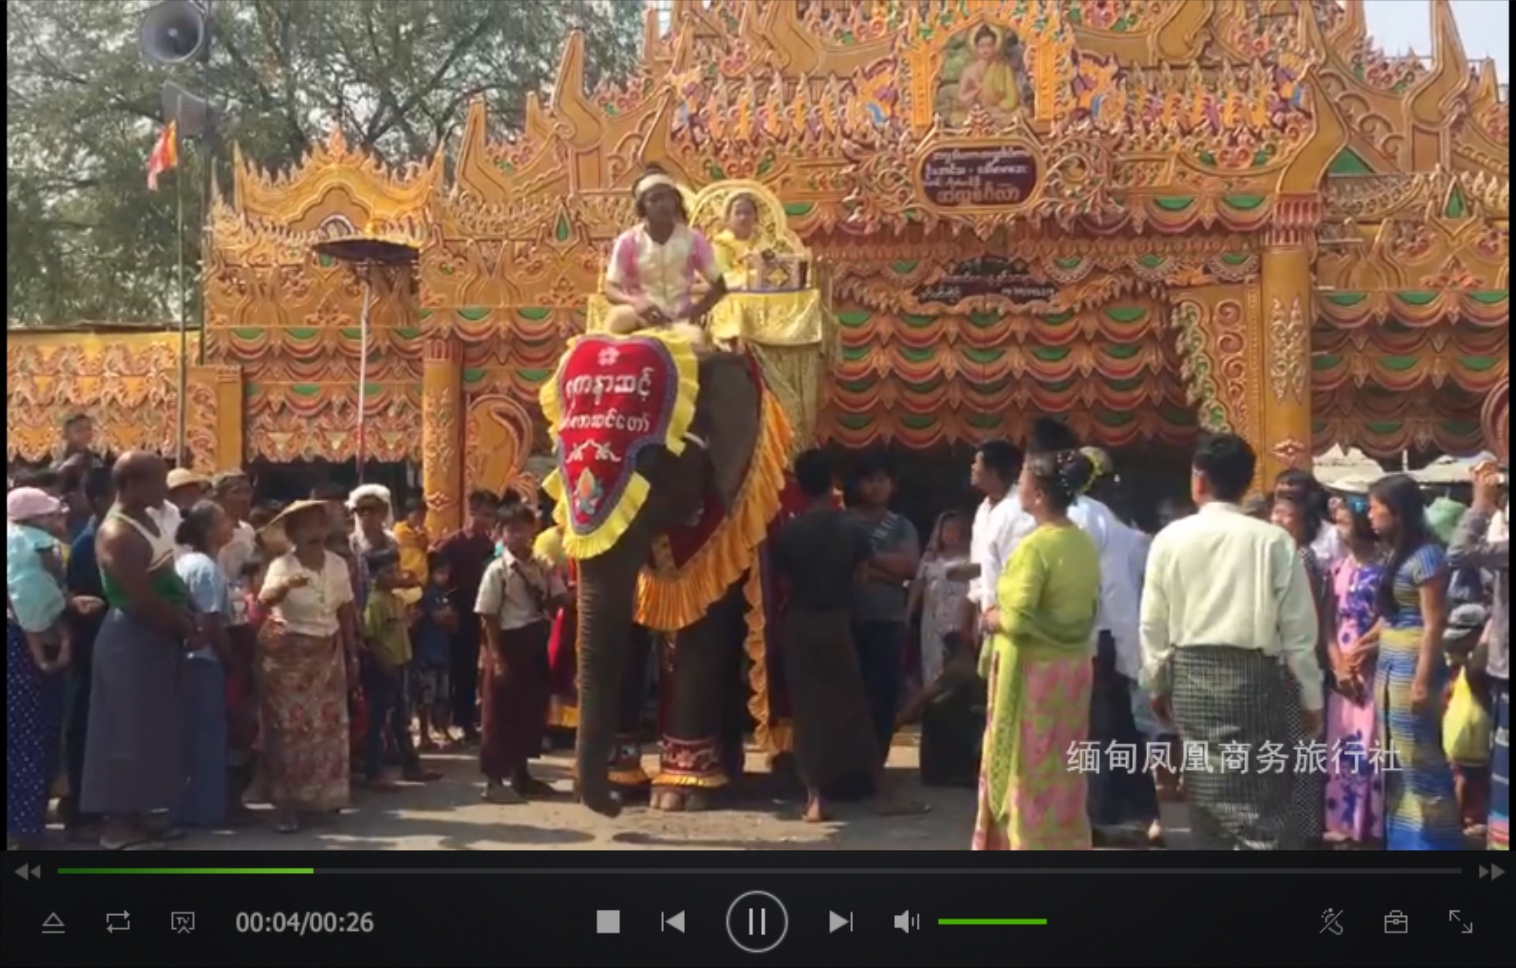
[{"xmin": 7, "ymin": 1, "xmax": 1509, "ymax": 520}]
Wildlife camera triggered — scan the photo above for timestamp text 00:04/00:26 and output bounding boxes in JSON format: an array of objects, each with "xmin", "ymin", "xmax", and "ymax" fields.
[{"xmin": 235, "ymin": 912, "xmax": 376, "ymax": 935}]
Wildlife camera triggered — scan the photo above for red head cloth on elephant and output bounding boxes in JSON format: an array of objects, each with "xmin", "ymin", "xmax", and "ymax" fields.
[{"xmin": 540, "ymin": 330, "xmax": 702, "ymax": 559}]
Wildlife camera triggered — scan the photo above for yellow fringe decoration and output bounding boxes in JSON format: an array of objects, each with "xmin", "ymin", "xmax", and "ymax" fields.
[
  {"xmin": 652, "ymin": 771, "xmax": 730, "ymax": 790},
  {"xmin": 546, "ymin": 697, "xmax": 579, "ymax": 729},
  {"xmin": 540, "ymin": 330, "xmax": 702, "ymax": 560},
  {"xmin": 741, "ymin": 562, "xmax": 790, "ymax": 756},
  {"xmin": 635, "ymin": 388, "xmax": 792, "ymax": 631},
  {"xmin": 609, "ymin": 767, "xmax": 652, "ymax": 787}
]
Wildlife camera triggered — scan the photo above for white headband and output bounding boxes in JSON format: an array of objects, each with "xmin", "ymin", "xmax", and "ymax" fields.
[{"xmin": 634, "ymin": 173, "xmax": 678, "ymax": 202}]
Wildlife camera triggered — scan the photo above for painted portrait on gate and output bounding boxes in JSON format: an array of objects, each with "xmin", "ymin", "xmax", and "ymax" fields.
[{"xmin": 935, "ymin": 23, "xmax": 1035, "ymax": 125}]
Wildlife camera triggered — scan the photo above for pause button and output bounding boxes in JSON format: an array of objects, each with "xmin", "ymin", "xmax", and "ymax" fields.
[{"xmin": 726, "ymin": 891, "xmax": 789, "ymax": 954}]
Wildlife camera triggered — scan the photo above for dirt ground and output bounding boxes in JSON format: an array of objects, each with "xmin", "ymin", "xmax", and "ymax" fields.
[{"xmin": 77, "ymin": 736, "xmax": 1193, "ymax": 852}]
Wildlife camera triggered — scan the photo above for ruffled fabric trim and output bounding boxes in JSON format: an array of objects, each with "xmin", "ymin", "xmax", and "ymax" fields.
[{"xmin": 634, "ymin": 387, "xmax": 791, "ymax": 631}]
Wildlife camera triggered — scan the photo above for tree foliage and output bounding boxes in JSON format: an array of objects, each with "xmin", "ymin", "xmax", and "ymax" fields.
[{"xmin": 6, "ymin": 0, "xmax": 647, "ymax": 326}]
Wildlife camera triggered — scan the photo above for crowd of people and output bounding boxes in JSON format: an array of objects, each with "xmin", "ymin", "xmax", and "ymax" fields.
[
  {"xmin": 5, "ymin": 416, "xmax": 578, "ymax": 848},
  {"xmin": 5, "ymin": 411, "xmax": 1509, "ymax": 853},
  {"xmin": 769, "ymin": 415, "xmax": 1507, "ymax": 852}
]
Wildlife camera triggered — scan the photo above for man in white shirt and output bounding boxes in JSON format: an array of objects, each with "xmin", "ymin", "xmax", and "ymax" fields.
[
  {"xmin": 1140, "ymin": 433, "xmax": 1323, "ymax": 850},
  {"xmin": 965, "ymin": 440, "xmax": 1026, "ymax": 636},
  {"xmin": 1057, "ymin": 441, "xmax": 1159, "ymax": 843}
]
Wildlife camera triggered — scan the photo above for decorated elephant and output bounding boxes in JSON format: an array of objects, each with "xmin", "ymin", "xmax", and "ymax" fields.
[{"xmin": 541, "ymin": 329, "xmax": 793, "ymax": 816}]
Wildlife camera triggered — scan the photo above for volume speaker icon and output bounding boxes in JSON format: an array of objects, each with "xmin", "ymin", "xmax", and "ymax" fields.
[{"xmin": 894, "ymin": 911, "xmax": 920, "ymax": 934}]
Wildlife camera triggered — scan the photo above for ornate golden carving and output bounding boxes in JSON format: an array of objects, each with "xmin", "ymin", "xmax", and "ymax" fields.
[
  {"xmin": 1271, "ymin": 437, "xmax": 1311, "ymax": 470},
  {"xmin": 10, "ymin": 0, "xmax": 1508, "ymax": 472},
  {"xmin": 1170, "ymin": 299, "xmax": 1232, "ymax": 433},
  {"xmin": 464, "ymin": 392, "xmax": 534, "ymax": 505},
  {"xmin": 1267, "ymin": 296, "xmax": 1308, "ymax": 404},
  {"xmin": 7, "ymin": 333, "xmax": 187, "ymax": 463},
  {"xmin": 422, "ymin": 337, "xmax": 463, "ymax": 534},
  {"xmin": 1483, "ymin": 384, "xmax": 1509, "ymax": 464}
]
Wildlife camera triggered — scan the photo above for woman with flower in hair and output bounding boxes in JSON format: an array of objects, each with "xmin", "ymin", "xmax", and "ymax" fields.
[{"xmin": 974, "ymin": 450, "xmax": 1102, "ymax": 850}]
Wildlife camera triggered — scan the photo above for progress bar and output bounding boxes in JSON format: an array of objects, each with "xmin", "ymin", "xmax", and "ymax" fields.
[
  {"xmin": 58, "ymin": 868, "xmax": 313, "ymax": 875},
  {"xmin": 54, "ymin": 868, "xmax": 1463, "ymax": 875}
]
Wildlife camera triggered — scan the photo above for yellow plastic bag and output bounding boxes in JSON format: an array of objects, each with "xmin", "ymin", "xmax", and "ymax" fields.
[{"xmin": 1443, "ymin": 669, "xmax": 1491, "ymax": 766}]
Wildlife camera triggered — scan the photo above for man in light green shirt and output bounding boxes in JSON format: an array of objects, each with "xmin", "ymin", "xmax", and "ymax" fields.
[{"xmin": 1138, "ymin": 434, "xmax": 1323, "ymax": 850}]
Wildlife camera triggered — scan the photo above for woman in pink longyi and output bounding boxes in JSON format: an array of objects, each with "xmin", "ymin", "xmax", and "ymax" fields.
[{"xmin": 1324, "ymin": 495, "xmax": 1385, "ymax": 845}]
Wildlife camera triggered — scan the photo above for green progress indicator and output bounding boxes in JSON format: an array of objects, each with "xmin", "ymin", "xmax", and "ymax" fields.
[
  {"xmin": 938, "ymin": 919, "xmax": 1048, "ymax": 926},
  {"xmin": 58, "ymin": 868, "xmax": 313, "ymax": 875}
]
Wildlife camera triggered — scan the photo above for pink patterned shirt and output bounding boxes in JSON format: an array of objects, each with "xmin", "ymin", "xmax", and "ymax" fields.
[{"xmin": 605, "ymin": 223, "xmax": 720, "ymax": 318}]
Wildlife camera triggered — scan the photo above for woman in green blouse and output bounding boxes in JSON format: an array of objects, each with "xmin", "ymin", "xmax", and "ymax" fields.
[{"xmin": 973, "ymin": 450, "xmax": 1102, "ymax": 850}]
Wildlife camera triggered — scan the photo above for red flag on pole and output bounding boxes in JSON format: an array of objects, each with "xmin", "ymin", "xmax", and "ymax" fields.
[{"xmin": 147, "ymin": 121, "xmax": 180, "ymax": 191}]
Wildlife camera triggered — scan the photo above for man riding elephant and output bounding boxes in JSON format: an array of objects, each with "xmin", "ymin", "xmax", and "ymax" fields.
[{"xmin": 602, "ymin": 167, "xmax": 729, "ymax": 350}]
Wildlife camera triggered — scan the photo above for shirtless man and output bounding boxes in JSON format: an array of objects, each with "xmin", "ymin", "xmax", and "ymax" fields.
[{"xmin": 82, "ymin": 451, "xmax": 202, "ymax": 850}]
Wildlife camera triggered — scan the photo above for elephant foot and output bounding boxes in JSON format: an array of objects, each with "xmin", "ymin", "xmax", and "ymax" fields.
[
  {"xmin": 579, "ymin": 786, "xmax": 624, "ymax": 819},
  {"xmin": 649, "ymin": 787, "xmax": 713, "ymax": 812}
]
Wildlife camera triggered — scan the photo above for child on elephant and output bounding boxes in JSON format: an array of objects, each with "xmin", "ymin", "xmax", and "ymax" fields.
[
  {"xmin": 474, "ymin": 504, "xmax": 571, "ymax": 804},
  {"xmin": 601, "ymin": 168, "xmax": 730, "ymax": 347}
]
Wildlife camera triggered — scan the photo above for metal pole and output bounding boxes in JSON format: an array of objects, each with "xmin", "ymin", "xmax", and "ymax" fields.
[
  {"xmin": 198, "ymin": 0, "xmax": 215, "ymax": 366},
  {"xmin": 356, "ymin": 263, "xmax": 372, "ymax": 482},
  {"xmin": 176, "ymin": 163, "xmax": 189, "ymax": 466}
]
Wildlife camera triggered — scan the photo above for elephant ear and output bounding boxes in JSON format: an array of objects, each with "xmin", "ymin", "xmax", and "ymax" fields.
[{"xmin": 694, "ymin": 353, "xmax": 761, "ymax": 513}]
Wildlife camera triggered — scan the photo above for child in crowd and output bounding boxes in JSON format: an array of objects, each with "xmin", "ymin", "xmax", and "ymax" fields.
[
  {"xmin": 228, "ymin": 549, "xmax": 269, "ymax": 802},
  {"xmin": 394, "ymin": 497, "xmax": 431, "ymax": 587},
  {"xmin": 413, "ymin": 551, "xmax": 458, "ymax": 751},
  {"xmin": 360, "ymin": 549, "xmax": 437, "ymax": 789},
  {"xmin": 475, "ymin": 504, "xmax": 568, "ymax": 803},
  {"xmin": 174, "ymin": 500, "xmax": 236, "ymax": 829}
]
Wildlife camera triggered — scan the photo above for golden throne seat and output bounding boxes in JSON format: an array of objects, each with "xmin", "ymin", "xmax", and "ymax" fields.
[{"xmin": 690, "ymin": 180, "xmax": 830, "ymax": 455}]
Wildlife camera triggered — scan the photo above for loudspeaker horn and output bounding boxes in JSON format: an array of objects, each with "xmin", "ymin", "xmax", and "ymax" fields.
[
  {"xmin": 161, "ymin": 81, "xmax": 212, "ymax": 139},
  {"xmin": 140, "ymin": 0, "xmax": 209, "ymax": 66}
]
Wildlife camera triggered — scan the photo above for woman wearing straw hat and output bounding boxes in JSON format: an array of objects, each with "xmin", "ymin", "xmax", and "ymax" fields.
[
  {"xmin": 601, "ymin": 167, "xmax": 730, "ymax": 346},
  {"xmin": 256, "ymin": 499, "xmax": 360, "ymax": 834}
]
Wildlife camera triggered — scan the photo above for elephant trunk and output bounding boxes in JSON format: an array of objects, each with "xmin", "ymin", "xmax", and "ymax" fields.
[{"xmin": 574, "ymin": 529, "xmax": 654, "ymax": 818}]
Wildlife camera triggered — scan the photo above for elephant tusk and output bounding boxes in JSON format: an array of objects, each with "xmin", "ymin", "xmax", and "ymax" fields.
[{"xmin": 683, "ymin": 432, "xmax": 709, "ymax": 450}]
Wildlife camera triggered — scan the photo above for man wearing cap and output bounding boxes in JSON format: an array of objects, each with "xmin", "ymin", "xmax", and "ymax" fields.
[
  {"xmin": 159, "ymin": 467, "xmax": 210, "ymax": 557},
  {"xmin": 348, "ymin": 485, "xmax": 401, "ymax": 614}
]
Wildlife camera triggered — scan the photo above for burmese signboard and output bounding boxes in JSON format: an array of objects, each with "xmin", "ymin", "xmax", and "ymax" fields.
[
  {"xmin": 917, "ymin": 144, "xmax": 1038, "ymax": 209},
  {"xmin": 914, "ymin": 257, "xmax": 1057, "ymax": 307}
]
